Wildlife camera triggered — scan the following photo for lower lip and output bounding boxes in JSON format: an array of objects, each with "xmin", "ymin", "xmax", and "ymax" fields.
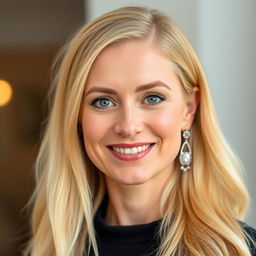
[{"xmin": 107, "ymin": 145, "xmax": 154, "ymax": 161}]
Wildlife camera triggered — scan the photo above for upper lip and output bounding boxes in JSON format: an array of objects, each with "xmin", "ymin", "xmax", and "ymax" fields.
[{"xmin": 107, "ymin": 142, "xmax": 155, "ymax": 148}]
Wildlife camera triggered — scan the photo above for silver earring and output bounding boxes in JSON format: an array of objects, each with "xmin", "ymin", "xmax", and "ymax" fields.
[{"xmin": 179, "ymin": 129, "xmax": 192, "ymax": 172}]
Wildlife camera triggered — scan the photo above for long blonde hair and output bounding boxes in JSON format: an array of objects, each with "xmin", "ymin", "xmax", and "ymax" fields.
[{"xmin": 24, "ymin": 6, "xmax": 253, "ymax": 256}]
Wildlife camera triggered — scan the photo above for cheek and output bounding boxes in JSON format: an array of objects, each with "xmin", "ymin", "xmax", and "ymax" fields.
[
  {"xmin": 81, "ymin": 112, "xmax": 111, "ymax": 144},
  {"xmin": 151, "ymin": 107, "xmax": 183, "ymax": 161},
  {"xmin": 80, "ymin": 114, "xmax": 106, "ymax": 166},
  {"xmin": 80, "ymin": 112, "xmax": 111, "ymax": 169},
  {"xmin": 151, "ymin": 107, "xmax": 183, "ymax": 138}
]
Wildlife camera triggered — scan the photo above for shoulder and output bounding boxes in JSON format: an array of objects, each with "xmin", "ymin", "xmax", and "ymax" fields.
[{"xmin": 239, "ymin": 221, "xmax": 256, "ymax": 255}]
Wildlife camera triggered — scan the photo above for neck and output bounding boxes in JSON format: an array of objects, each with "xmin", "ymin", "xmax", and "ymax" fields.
[{"xmin": 105, "ymin": 170, "xmax": 172, "ymax": 226}]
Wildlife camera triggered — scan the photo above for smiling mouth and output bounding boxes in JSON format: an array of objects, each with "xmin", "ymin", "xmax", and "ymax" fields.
[
  {"xmin": 106, "ymin": 143, "xmax": 155, "ymax": 161},
  {"xmin": 108, "ymin": 144, "xmax": 154, "ymax": 154}
]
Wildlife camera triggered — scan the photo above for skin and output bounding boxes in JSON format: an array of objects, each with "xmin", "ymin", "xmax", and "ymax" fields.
[{"xmin": 80, "ymin": 37, "xmax": 199, "ymax": 226}]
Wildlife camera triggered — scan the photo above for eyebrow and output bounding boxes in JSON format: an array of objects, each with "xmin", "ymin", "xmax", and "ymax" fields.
[{"xmin": 84, "ymin": 81, "xmax": 172, "ymax": 97}]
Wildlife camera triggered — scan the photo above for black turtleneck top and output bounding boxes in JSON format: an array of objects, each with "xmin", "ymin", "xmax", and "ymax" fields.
[
  {"xmin": 89, "ymin": 197, "xmax": 160, "ymax": 256},
  {"xmin": 88, "ymin": 197, "xmax": 256, "ymax": 256}
]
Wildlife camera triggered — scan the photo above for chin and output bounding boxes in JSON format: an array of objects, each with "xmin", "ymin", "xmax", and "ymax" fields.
[
  {"xmin": 116, "ymin": 173, "xmax": 152, "ymax": 186},
  {"xmin": 119, "ymin": 180, "xmax": 149, "ymax": 186}
]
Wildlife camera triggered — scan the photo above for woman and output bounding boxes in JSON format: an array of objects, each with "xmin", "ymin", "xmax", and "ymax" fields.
[{"xmin": 24, "ymin": 6, "xmax": 256, "ymax": 256}]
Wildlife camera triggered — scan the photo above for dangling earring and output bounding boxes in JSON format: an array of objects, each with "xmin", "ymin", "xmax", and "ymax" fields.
[{"xmin": 179, "ymin": 128, "xmax": 192, "ymax": 172}]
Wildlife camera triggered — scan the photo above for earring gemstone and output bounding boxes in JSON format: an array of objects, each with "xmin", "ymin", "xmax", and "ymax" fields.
[
  {"xmin": 180, "ymin": 151, "xmax": 191, "ymax": 165},
  {"xmin": 183, "ymin": 130, "xmax": 190, "ymax": 139}
]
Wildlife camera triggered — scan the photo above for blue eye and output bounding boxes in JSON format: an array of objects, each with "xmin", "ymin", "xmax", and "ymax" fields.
[
  {"xmin": 144, "ymin": 94, "xmax": 166, "ymax": 105},
  {"xmin": 91, "ymin": 97, "xmax": 114, "ymax": 109}
]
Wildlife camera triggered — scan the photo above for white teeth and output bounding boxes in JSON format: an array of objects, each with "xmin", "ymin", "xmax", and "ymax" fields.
[
  {"xmin": 131, "ymin": 147, "xmax": 137, "ymax": 154},
  {"xmin": 112, "ymin": 144, "xmax": 151, "ymax": 154},
  {"xmin": 124, "ymin": 148, "xmax": 131, "ymax": 154}
]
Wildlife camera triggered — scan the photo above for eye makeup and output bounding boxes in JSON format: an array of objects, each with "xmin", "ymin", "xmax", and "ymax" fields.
[{"xmin": 89, "ymin": 91, "xmax": 168, "ymax": 110}]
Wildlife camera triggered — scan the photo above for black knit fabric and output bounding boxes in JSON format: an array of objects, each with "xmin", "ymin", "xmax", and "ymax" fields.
[
  {"xmin": 88, "ymin": 197, "xmax": 256, "ymax": 256},
  {"xmin": 88, "ymin": 196, "xmax": 160, "ymax": 256},
  {"xmin": 240, "ymin": 221, "xmax": 256, "ymax": 256}
]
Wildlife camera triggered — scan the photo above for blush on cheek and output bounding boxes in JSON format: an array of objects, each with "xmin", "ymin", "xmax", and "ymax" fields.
[
  {"xmin": 151, "ymin": 110, "xmax": 182, "ymax": 138},
  {"xmin": 82, "ymin": 114, "xmax": 109, "ymax": 142}
]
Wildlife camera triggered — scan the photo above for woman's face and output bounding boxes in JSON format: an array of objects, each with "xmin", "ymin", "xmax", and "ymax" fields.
[{"xmin": 80, "ymin": 39, "xmax": 198, "ymax": 186}]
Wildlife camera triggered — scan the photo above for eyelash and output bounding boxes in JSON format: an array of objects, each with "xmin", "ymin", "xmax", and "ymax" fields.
[{"xmin": 90, "ymin": 93, "xmax": 167, "ymax": 110}]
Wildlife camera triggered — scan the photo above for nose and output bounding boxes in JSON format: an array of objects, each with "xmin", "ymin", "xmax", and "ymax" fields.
[{"xmin": 113, "ymin": 104, "xmax": 143, "ymax": 138}]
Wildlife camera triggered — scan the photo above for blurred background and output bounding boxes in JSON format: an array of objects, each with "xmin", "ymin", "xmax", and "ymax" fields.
[
  {"xmin": 0, "ymin": 0, "xmax": 255, "ymax": 255},
  {"xmin": 0, "ymin": 0, "xmax": 85, "ymax": 255}
]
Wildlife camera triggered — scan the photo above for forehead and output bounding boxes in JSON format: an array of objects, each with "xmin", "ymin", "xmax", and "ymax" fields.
[
  {"xmin": 85, "ymin": 38, "xmax": 181, "ymax": 91},
  {"xmin": 91, "ymin": 38, "xmax": 168, "ymax": 68}
]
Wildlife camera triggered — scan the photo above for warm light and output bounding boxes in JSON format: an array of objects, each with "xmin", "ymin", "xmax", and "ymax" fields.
[{"xmin": 0, "ymin": 80, "xmax": 13, "ymax": 106}]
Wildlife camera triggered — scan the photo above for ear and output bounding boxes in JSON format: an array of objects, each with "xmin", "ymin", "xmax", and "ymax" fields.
[{"xmin": 183, "ymin": 86, "xmax": 200, "ymax": 129}]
